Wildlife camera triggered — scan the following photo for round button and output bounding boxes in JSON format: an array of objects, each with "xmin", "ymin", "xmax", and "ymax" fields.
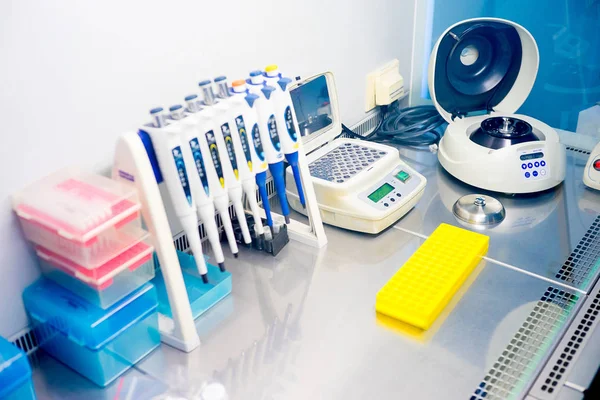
[
  {"xmin": 396, "ymin": 193, "xmax": 402, "ymax": 197},
  {"xmin": 534, "ymin": 161, "xmax": 540, "ymax": 167},
  {"xmin": 525, "ymin": 172, "xmax": 531, "ymax": 178},
  {"xmin": 390, "ymin": 197, "xmax": 396, "ymax": 202},
  {"xmin": 540, "ymin": 169, "xmax": 546, "ymax": 176},
  {"xmin": 527, "ymin": 163, "xmax": 533, "ymax": 168},
  {"xmin": 521, "ymin": 163, "xmax": 527, "ymax": 170},
  {"xmin": 540, "ymin": 160, "xmax": 546, "ymax": 167},
  {"xmin": 384, "ymin": 203, "xmax": 389, "ymax": 207},
  {"xmin": 594, "ymin": 159, "xmax": 600, "ymax": 171},
  {"xmin": 533, "ymin": 171, "xmax": 539, "ymax": 177}
]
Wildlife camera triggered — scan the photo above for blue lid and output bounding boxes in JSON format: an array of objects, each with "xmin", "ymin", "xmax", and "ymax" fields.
[
  {"xmin": 213, "ymin": 75, "xmax": 227, "ymax": 82},
  {"xmin": 149, "ymin": 107, "xmax": 163, "ymax": 114},
  {"xmin": 261, "ymin": 85, "xmax": 276, "ymax": 100},
  {"xmin": 0, "ymin": 336, "xmax": 32, "ymax": 398},
  {"xmin": 432, "ymin": 21, "xmax": 522, "ymax": 120},
  {"xmin": 23, "ymin": 279, "xmax": 157, "ymax": 350},
  {"xmin": 184, "ymin": 94, "xmax": 198, "ymax": 101},
  {"xmin": 245, "ymin": 93, "xmax": 259, "ymax": 108},
  {"xmin": 198, "ymin": 79, "xmax": 211, "ymax": 87},
  {"xmin": 169, "ymin": 104, "xmax": 183, "ymax": 111},
  {"xmin": 277, "ymin": 77, "xmax": 292, "ymax": 92},
  {"xmin": 249, "ymin": 70, "xmax": 262, "ymax": 77}
]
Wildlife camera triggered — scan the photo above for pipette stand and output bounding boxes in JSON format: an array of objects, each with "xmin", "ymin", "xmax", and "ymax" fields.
[
  {"xmin": 113, "ymin": 130, "xmax": 231, "ymax": 353},
  {"xmin": 261, "ymin": 137, "xmax": 327, "ymax": 249}
]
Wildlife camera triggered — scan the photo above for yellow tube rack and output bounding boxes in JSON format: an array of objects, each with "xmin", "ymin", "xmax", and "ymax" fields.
[{"xmin": 376, "ymin": 224, "xmax": 489, "ymax": 330}]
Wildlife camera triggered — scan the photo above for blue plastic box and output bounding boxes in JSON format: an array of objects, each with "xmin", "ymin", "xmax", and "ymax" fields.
[
  {"xmin": 23, "ymin": 279, "xmax": 160, "ymax": 387},
  {"xmin": 0, "ymin": 336, "xmax": 36, "ymax": 400},
  {"xmin": 152, "ymin": 251, "xmax": 232, "ymax": 319}
]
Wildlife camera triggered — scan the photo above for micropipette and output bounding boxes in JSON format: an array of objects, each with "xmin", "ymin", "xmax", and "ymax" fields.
[
  {"xmin": 196, "ymin": 80, "xmax": 240, "ymax": 257},
  {"xmin": 246, "ymin": 70, "xmax": 291, "ymax": 224},
  {"xmin": 169, "ymin": 101, "xmax": 227, "ymax": 272},
  {"xmin": 142, "ymin": 107, "xmax": 209, "ymax": 283},
  {"xmin": 202, "ymin": 78, "xmax": 252, "ymax": 245},
  {"xmin": 230, "ymin": 79, "xmax": 275, "ymax": 229},
  {"xmin": 214, "ymin": 77, "xmax": 265, "ymax": 238},
  {"xmin": 263, "ymin": 65, "xmax": 306, "ymax": 207}
]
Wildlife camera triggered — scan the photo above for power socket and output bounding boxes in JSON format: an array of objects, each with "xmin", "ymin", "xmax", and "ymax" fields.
[{"xmin": 365, "ymin": 59, "xmax": 404, "ymax": 112}]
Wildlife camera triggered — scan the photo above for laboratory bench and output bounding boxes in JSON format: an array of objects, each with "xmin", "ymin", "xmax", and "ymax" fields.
[{"xmin": 31, "ymin": 147, "xmax": 600, "ymax": 400}]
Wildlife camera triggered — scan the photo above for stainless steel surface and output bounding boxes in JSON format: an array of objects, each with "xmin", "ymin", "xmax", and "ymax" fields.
[
  {"xmin": 134, "ymin": 227, "xmax": 578, "ymax": 400},
  {"xmin": 453, "ymin": 194, "xmax": 506, "ymax": 225},
  {"xmin": 31, "ymin": 353, "xmax": 168, "ymax": 399},
  {"xmin": 33, "ymin": 147, "xmax": 600, "ymax": 399},
  {"xmin": 396, "ymin": 148, "xmax": 600, "ymax": 291}
]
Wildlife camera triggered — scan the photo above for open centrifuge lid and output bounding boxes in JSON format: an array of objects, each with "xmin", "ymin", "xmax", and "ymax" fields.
[{"xmin": 428, "ymin": 18, "xmax": 539, "ymax": 124}]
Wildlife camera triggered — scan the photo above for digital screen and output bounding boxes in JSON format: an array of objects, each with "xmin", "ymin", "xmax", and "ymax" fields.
[
  {"xmin": 520, "ymin": 152, "xmax": 544, "ymax": 161},
  {"xmin": 368, "ymin": 183, "xmax": 394, "ymax": 203},
  {"xmin": 290, "ymin": 75, "xmax": 333, "ymax": 138}
]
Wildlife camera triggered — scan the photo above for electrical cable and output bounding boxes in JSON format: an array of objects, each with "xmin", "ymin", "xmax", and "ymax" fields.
[{"xmin": 341, "ymin": 104, "xmax": 447, "ymax": 147}]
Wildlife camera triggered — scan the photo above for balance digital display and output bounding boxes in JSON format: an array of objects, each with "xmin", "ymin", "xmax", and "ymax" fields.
[
  {"xmin": 520, "ymin": 152, "xmax": 544, "ymax": 161},
  {"xmin": 368, "ymin": 183, "xmax": 394, "ymax": 203}
]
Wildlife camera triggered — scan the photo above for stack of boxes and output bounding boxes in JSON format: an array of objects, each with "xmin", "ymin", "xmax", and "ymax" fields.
[{"xmin": 14, "ymin": 169, "xmax": 161, "ymax": 387}]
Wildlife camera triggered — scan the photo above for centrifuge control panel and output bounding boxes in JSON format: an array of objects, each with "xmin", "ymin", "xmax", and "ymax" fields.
[
  {"xmin": 520, "ymin": 150, "xmax": 549, "ymax": 181},
  {"xmin": 358, "ymin": 166, "xmax": 424, "ymax": 211}
]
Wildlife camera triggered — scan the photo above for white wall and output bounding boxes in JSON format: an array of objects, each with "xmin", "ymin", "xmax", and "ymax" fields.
[{"xmin": 0, "ymin": 0, "xmax": 415, "ymax": 337}]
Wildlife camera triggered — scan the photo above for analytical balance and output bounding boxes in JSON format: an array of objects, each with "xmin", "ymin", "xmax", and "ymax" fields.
[
  {"xmin": 285, "ymin": 72, "xmax": 426, "ymax": 234},
  {"xmin": 429, "ymin": 18, "xmax": 566, "ymax": 194}
]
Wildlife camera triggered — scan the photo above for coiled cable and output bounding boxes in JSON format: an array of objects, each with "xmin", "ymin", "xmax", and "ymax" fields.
[{"xmin": 342, "ymin": 104, "xmax": 446, "ymax": 147}]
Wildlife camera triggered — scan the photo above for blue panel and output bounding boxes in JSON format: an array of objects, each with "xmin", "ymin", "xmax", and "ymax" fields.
[
  {"xmin": 0, "ymin": 336, "xmax": 34, "ymax": 399},
  {"xmin": 152, "ymin": 251, "xmax": 232, "ymax": 320},
  {"xmin": 425, "ymin": 0, "xmax": 600, "ymax": 132}
]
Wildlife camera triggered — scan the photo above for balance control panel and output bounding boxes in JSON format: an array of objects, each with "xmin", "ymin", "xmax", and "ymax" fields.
[
  {"xmin": 520, "ymin": 150, "xmax": 549, "ymax": 181},
  {"xmin": 358, "ymin": 166, "xmax": 425, "ymax": 211}
]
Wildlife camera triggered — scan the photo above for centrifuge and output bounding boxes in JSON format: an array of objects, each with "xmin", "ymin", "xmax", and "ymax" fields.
[{"xmin": 428, "ymin": 18, "xmax": 566, "ymax": 194}]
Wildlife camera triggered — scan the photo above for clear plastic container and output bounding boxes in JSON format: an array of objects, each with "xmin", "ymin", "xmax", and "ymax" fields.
[
  {"xmin": 0, "ymin": 336, "xmax": 36, "ymax": 400},
  {"xmin": 37, "ymin": 240, "xmax": 156, "ymax": 309},
  {"xmin": 23, "ymin": 279, "xmax": 160, "ymax": 387},
  {"xmin": 13, "ymin": 168, "xmax": 144, "ymax": 268}
]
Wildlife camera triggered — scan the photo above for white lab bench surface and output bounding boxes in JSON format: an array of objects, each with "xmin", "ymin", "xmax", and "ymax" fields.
[{"xmin": 32, "ymin": 146, "xmax": 600, "ymax": 399}]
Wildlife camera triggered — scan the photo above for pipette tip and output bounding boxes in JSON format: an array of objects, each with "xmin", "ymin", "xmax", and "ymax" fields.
[
  {"xmin": 218, "ymin": 262, "xmax": 226, "ymax": 272},
  {"xmin": 233, "ymin": 252, "xmax": 239, "ymax": 259},
  {"xmin": 201, "ymin": 274, "xmax": 209, "ymax": 284}
]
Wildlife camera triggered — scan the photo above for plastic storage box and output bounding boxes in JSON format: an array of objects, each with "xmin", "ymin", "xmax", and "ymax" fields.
[
  {"xmin": 13, "ymin": 169, "xmax": 146, "ymax": 268},
  {"xmin": 36, "ymin": 240, "xmax": 156, "ymax": 309},
  {"xmin": 0, "ymin": 336, "xmax": 36, "ymax": 400},
  {"xmin": 23, "ymin": 279, "xmax": 160, "ymax": 387}
]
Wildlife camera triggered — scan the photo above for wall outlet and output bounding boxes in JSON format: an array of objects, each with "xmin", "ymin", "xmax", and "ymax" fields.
[{"xmin": 365, "ymin": 59, "xmax": 404, "ymax": 112}]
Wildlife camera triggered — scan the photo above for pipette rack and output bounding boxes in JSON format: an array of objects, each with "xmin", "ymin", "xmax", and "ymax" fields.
[{"xmin": 113, "ymin": 119, "xmax": 326, "ymax": 352}]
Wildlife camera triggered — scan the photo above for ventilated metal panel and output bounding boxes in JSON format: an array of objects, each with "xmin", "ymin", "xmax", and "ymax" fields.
[
  {"xmin": 470, "ymin": 286, "xmax": 580, "ymax": 400},
  {"xmin": 529, "ymin": 279, "xmax": 600, "ymax": 399},
  {"xmin": 554, "ymin": 216, "xmax": 600, "ymax": 292}
]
